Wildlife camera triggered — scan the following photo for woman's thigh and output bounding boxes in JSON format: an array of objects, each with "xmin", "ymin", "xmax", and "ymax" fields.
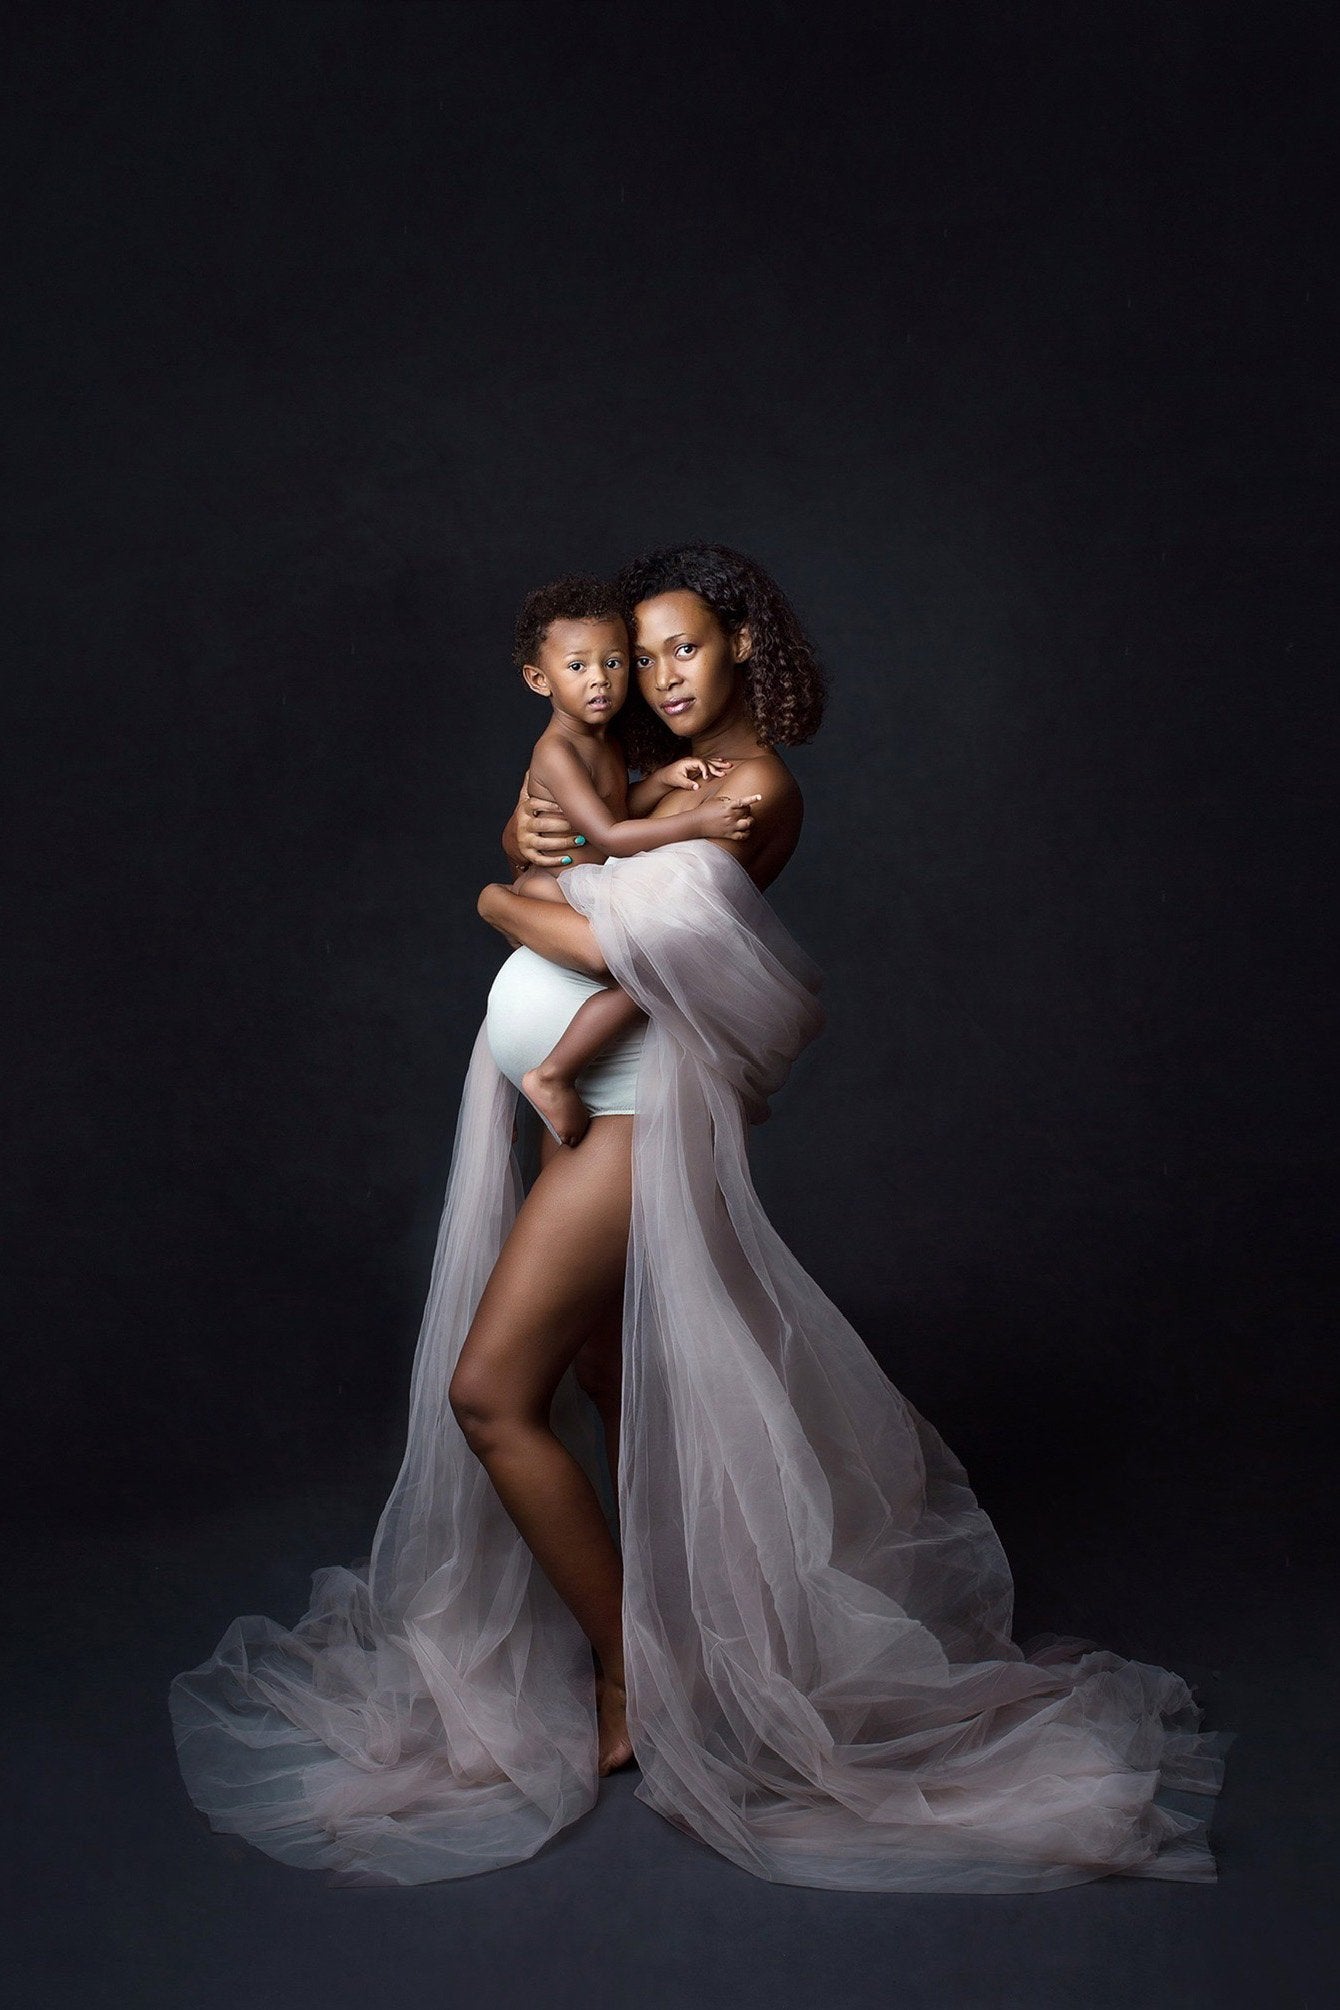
[
  {"xmin": 538, "ymin": 1124, "xmax": 624, "ymax": 1406},
  {"xmin": 451, "ymin": 1114, "xmax": 633, "ymax": 1420}
]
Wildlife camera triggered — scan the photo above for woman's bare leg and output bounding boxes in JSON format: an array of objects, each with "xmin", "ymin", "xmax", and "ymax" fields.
[
  {"xmin": 536, "ymin": 1119, "xmax": 624, "ymax": 1496},
  {"xmin": 448, "ymin": 1113, "xmax": 634, "ymax": 1772},
  {"xmin": 573, "ymin": 1289, "xmax": 623, "ymax": 1506},
  {"xmin": 540, "ymin": 1127, "xmax": 627, "ymax": 1758},
  {"xmin": 539, "ymin": 1117, "xmax": 624, "ymax": 1509}
]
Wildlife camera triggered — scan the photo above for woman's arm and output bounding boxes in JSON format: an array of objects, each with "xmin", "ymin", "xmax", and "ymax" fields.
[{"xmin": 477, "ymin": 881, "xmax": 610, "ymax": 977}]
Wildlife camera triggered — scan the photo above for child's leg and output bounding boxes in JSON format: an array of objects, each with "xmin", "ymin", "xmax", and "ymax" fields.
[
  {"xmin": 522, "ymin": 985, "xmax": 647, "ymax": 1149},
  {"xmin": 511, "ymin": 865, "xmax": 568, "ymax": 902}
]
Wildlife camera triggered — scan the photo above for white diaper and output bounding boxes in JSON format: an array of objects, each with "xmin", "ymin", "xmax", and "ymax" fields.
[{"xmin": 485, "ymin": 946, "xmax": 645, "ymax": 1115}]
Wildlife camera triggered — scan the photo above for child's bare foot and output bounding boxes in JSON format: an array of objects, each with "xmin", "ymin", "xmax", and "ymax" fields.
[
  {"xmin": 522, "ymin": 1065, "xmax": 591, "ymax": 1148},
  {"xmin": 595, "ymin": 1670, "xmax": 634, "ymax": 1775}
]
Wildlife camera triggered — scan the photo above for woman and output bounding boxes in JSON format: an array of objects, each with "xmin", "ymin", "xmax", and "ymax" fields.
[
  {"xmin": 458, "ymin": 546, "xmax": 813, "ymax": 1780},
  {"xmin": 171, "ymin": 544, "xmax": 1230, "ymax": 1892}
]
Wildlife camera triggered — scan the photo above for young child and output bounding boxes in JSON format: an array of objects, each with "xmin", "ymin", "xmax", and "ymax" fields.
[{"xmin": 504, "ymin": 576, "xmax": 759, "ymax": 1147}]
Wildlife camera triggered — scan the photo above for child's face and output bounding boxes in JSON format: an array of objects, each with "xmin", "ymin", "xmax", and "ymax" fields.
[{"xmin": 525, "ymin": 617, "xmax": 629, "ymax": 725}]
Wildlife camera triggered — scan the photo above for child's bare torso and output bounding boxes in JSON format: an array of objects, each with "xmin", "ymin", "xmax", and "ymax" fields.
[
  {"xmin": 513, "ymin": 734, "xmax": 775, "ymax": 901},
  {"xmin": 512, "ymin": 725, "xmax": 620, "ymax": 901}
]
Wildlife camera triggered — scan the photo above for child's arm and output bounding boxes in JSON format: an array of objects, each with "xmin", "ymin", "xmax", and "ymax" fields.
[
  {"xmin": 627, "ymin": 755, "xmax": 736, "ymax": 818},
  {"xmin": 535, "ymin": 740, "xmax": 756, "ymax": 858}
]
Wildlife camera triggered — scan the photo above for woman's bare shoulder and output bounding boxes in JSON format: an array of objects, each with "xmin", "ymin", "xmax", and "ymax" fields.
[
  {"xmin": 719, "ymin": 751, "xmax": 803, "ymax": 885},
  {"xmin": 725, "ymin": 750, "xmax": 803, "ymax": 814},
  {"xmin": 723, "ymin": 751, "xmax": 795, "ymax": 795}
]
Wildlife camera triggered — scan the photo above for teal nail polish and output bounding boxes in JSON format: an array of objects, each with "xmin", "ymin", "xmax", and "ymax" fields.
[
  {"xmin": 573, "ymin": 835, "xmax": 587, "ymax": 847},
  {"xmin": 560, "ymin": 854, "xmax": 573, "ymax": 864}
]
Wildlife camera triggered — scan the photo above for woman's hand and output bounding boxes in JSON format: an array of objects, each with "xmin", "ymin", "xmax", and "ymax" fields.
[
  {"xmin": 656, "ymin": 755, "xmax": 737, "ymax": 792},
  {"xmin": 514, "ymin": 769, "xmax": 582, "ymax": 867}
]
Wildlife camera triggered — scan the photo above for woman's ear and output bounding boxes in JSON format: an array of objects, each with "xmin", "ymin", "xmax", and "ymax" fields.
[{"xmin": 732, "ymin": 622, "xmax": 753, "ymax": 664}]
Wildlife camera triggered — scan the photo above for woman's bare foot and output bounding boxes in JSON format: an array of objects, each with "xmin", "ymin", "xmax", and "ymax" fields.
[
  {"xmin": 522, "ymin": 1065, "xmax": 592, "ymax": 1148},
  {"xmin": 595, "ymin": 1670, "xmax": 634, "ymax": 1775}
]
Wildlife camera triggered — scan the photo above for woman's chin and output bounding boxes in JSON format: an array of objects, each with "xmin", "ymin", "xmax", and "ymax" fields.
[{"xmin": 659, "ymin": 698, "xmax": 697, "ymax": 733}]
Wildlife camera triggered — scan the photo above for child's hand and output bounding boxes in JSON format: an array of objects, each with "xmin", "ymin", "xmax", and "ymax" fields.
[
  {"xmin": 658, "ymin": 755, "xmax": 737, "ymax": 791},
  {"xmin": 688, "ymin": 792, "xmax": 763, "ymax": 843}
]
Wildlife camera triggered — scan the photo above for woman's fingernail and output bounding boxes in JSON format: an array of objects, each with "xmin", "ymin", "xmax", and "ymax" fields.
[{"xmin": 561, "ymin": 854, "xmax": 573, "ymax": 864}]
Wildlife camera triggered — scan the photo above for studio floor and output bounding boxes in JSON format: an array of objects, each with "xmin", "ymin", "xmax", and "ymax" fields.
[{"xmin": 12, "ymin": 1473, "xmax": 1328, "ymax": 2010}]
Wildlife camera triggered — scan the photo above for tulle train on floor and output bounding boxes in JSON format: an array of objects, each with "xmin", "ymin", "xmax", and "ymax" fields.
[{"xmin": 170, "ymin": 841, "xmax": 1231, "ymax": 1888}]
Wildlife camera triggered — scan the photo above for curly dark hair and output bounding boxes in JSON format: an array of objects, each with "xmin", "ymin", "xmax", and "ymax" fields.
[
  {"xmin": 512, "ymin": 576, "xmax": 625, "ymax": 669},
  {"xmin": 611, "ymin": 543, "xmax": 826, "ymax": 774}
]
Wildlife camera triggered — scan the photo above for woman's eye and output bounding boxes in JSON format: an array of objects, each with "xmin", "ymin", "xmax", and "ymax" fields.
[
  {"xmin": 634, "ymin": 655, "xmax": 650, "ymax": 669},
  {"xmin": 675, "ymin": 643, "xmax": 695, "ymax": 658}
]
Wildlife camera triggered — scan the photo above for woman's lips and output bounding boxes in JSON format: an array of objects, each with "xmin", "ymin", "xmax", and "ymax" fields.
[{"xmin": 662, "ymin": 696, "xmax": 694, "ymax": 716}]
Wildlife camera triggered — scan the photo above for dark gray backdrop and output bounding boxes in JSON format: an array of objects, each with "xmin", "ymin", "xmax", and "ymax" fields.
[
  {"xmin": 6, "ymin": 6, "xmax": 1333, "ymax": 2004},
  {"xmin": 11, "ymin": 0, "xmax": 1329, "ymax": 1524}
]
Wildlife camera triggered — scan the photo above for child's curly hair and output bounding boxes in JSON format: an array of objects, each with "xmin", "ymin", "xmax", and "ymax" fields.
[
  {"xmin": 512, "ymin": 576, "xmax": 625, "ymax": 669},
  {"xmin": 611, "ymin": 543, "xmax": 826, "ymax": 774}
]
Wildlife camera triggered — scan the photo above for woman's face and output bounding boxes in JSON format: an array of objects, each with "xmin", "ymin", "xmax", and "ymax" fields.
[{"xmin": 631, "ymin": 590, "xmax": 751, "ymax": 739}]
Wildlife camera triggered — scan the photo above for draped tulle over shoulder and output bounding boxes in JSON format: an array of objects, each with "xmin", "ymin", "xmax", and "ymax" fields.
[{"xmin": 170, "ymin": 840, "xmax": 1231, "ymax": 1889}]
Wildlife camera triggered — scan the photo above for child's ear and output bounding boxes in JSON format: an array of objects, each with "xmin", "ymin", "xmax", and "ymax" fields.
[
  {"xmin": 521, "ymin": 663, "xmax": 549, "ymax": 697},
  {"xmin": 732, "ymin": 622, "xmax": 753, "ymax": 665}
]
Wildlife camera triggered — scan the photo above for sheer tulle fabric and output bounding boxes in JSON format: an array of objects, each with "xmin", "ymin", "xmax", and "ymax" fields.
[{"xmin": 170, "ymin": 841, "xmax": 1231, "ymax": 1888}]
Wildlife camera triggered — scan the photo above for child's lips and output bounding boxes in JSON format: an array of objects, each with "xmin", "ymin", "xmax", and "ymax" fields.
[{"xmin": 587, "ymin": 695, "xmax": 612, "ymax": 710}]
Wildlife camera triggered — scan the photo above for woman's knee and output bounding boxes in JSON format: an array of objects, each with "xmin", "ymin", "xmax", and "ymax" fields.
[{"xmin": 448, "ymin": 1364, "xmax": 514, "ymax": 1458}]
